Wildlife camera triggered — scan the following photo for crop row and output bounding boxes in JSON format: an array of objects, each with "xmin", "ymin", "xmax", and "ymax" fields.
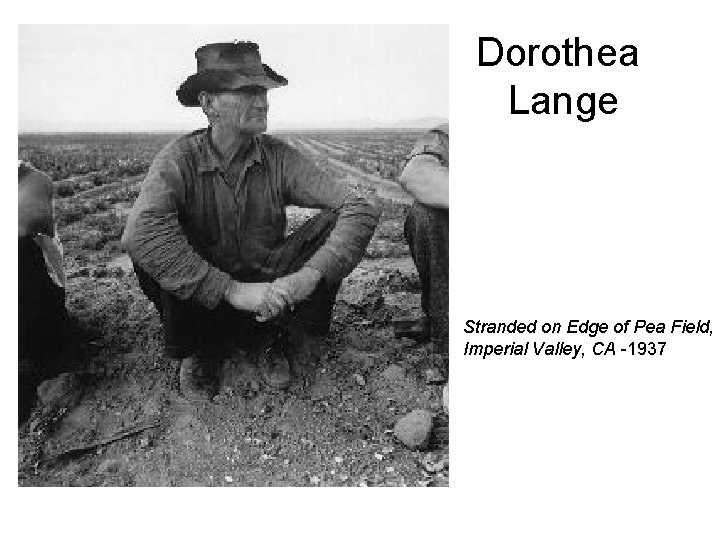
[
  {"xmin": 294, "ymin": 135, "xmax": 418, "ymax": 180},
  {"xmin": 55, "ymin": 181, "xmax": 140, "ymax": 227},
  {"xmin": 19, "ymin": 133, "xmax": 177, "ymax": 182}
]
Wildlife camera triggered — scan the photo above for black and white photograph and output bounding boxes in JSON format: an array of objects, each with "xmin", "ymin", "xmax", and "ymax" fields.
[{"xmin": 18, "ymin": 24, "xmax": 449, "ymax": 487}]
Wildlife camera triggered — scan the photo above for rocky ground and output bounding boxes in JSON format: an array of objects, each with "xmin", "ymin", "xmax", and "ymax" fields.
[{"xmin": 18, "ymin": 138, "xmax": 449, "ymax": 487}]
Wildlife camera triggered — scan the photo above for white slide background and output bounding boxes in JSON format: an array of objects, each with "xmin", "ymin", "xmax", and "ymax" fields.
[
  {"xmin": 452, "ymin": 2, "xmax": 719, "ymax": 538},
  {"xmin": 5, "ymin": 2, "xmax": 718, "ymax": 539}
]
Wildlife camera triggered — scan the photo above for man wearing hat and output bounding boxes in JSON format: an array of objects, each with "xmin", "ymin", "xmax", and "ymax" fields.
[{"xmin": 122, "ymin": 41, "xmax": 379, "ymax": 401}]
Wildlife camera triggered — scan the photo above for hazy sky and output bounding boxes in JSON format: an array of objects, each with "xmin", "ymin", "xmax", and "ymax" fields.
[{"xmin": 18, "ymin": 24, "xmax": 448, "ymax": 132}]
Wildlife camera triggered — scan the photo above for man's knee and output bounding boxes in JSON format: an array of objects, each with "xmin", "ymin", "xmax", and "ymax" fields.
[{"xmin": 268, "ymin": 209, "xmax": 340, "ymax": 277}]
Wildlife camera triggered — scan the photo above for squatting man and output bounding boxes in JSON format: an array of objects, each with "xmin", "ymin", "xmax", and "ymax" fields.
[
  {"xmin": 395, "ymin": 123, "xmax": 449, "ymax": 409},
  {"xmin": 122, "ymin": 41, "xmax": 379, "ymax": 401}
]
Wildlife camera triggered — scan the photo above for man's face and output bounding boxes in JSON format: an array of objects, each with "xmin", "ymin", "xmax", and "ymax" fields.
[{"xmin": 213, "ymin": 86, "xmax": 269, "ymax": 134}]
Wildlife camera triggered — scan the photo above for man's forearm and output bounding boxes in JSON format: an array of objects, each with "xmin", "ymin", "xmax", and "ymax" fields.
[
  {"xmin": 303, "ymin": 194, "xmax": 380, "ymax": 285},
  {"xmin": 124, "ymin": 210, "xmax": 232, "ymax": 309}
]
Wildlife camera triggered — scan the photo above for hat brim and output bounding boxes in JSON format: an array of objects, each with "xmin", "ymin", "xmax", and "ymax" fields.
[{"xmin": 176, "ymin": 64, "xmax": 287, "ymax": 107}]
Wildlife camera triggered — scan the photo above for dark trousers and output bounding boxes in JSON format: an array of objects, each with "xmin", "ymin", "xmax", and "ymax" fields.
[
  {"xmin": 134, "ymin": 210, "xmax": 341, "ymax": 359},
  {"xmin": 18, "ymin": 237, "xmax": 68, "ymax": 373},
  {"xmin": 404, "ymin": 202, "xmax": 449, "ymax": 351},
  {"xmin": 19, "ymin": 236, "xmax": 69, "ymax": 422}
]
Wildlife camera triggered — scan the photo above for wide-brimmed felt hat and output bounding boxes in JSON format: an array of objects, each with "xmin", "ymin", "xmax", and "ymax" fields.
[{"xmin": 176, "ymin": 41, "xmax": 287, "ymax": 107}]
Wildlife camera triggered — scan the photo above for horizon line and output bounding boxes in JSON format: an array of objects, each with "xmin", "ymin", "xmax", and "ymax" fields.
[{"xmin": 18, "ymin": 126, "xmax": 439, "ymax": 136}]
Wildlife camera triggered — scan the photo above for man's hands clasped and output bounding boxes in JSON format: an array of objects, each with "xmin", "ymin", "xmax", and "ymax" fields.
[{"xmin": 222, "ymin": 267, "xmax": 323, "ymax": 322}]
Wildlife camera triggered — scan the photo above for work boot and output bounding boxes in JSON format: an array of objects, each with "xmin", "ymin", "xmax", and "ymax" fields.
[
  {"xmin": 287, "ymin": 327, "xmax": 326, "ymax": 378},
  {"xmin": 218, "ymin": 349, "xmax": 254, "ymax": 395},
  {"xmin": 258, "ymin": 338, "xmax": 291, "ymax": 389},
  {"xmin": 178, "ymin": 355, "xmax": 217, "ymax": 402}
]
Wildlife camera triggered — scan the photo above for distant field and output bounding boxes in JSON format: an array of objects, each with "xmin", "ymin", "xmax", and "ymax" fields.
[
  {"xmin": 18, "ymin": 129, "xmax": 423, "ymax": 183},
  {"xmin": 18, "ymin": 132, "xmax": 179, "ymax": 182},
  {"xmin": 278, "ymin": 130, "xmax": 421, "ymax": 181}
]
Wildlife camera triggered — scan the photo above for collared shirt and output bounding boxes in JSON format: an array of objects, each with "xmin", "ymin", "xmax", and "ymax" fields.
[{"xmin": 122, "ymin": 128, "xmax": 379, "ymax": 309}]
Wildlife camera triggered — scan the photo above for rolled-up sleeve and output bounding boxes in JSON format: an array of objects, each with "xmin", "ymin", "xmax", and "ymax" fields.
[
  {"xmin": 399, "ymin": 125, "xmax": 449, "ymax": 209},
  {"xmin": 399, "ymin": 155, "xmax": 449, "ymax": 209},
  {"xmin": 121, "ymin": 153, "xmax": 231, "ymax": 309},
  {"xmin": 280, "ymin": 145, "xmax": 380, "ymax": 285}
]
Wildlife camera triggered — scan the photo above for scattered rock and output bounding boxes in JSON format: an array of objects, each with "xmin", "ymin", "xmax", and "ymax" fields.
[
  {"xmin": 424, "ymin": 368, "xmax": 445, "ymax": 385},
  {"xmin": 381, "ymin": 364, "xmax": 406, "ymax": 382},
  {"xmin": 37, "ymin": 373, "xmax": 83, "ymax": 412},
  {"xmin": 420, "ymin": 452, "xmax": 448, "ymax": 473},
  {"xmin": 394, "ymin": 409, "xmax": 434, "ymax": 450}
]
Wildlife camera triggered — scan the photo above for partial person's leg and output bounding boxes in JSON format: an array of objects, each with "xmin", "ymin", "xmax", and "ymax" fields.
[
  {"xmin": 264, "ymin": 209, "xmax": 341, "ymax": 335},
  {"xmin": 133, "ymin": 262, "xmax": 251, "ymax": 400},
  {"xmin": 18, "ymin": 237, "xmax": 68, "ymax": 423},
  {"xmin": 134, "ymin": 262, "xmax": 197, "ymax": 360},
  {"xmin": 403, "ymin": 202, "xmax": 449, "ymax": 352}
]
